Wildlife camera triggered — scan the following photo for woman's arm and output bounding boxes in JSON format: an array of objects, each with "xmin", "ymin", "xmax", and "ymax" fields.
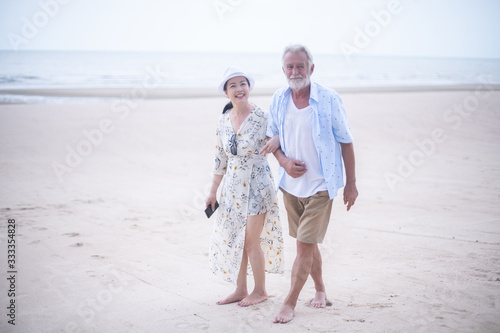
[
  {"xmin": 259, "ymin": 135, "xmax": 280, "ymax": 155},
  {"xmin": 207, "ymin": 119, "xmax": 227, "ymax": 210},
  {"xmin": 205, "ymin": 174, "xmax": 223, "ymax": 211}
]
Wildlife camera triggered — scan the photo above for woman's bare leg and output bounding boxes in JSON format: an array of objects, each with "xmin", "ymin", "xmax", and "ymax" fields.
[
  {"xmin": 238, "ymin": 213, "xmax": 268, "ymax": 306},
  {"xmin": 217, "ymin": 248, "xmax": 249, "ymax": 304}
]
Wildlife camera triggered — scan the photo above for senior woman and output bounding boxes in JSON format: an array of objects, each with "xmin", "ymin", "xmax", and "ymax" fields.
[{"xmin": 206, "ymin": 67, "xmax": 284, "ymax": 307}]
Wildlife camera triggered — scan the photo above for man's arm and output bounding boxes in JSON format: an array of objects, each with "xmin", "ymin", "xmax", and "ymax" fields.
[
  {"xmin": 273, "ymin": 148, "xmax": 307, "ymax": 178},
  {"xmin": 340, "ymin": 142, "xmax": 358, "ymax": 211}
]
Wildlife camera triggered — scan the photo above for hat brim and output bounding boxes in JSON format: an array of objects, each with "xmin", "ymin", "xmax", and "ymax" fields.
[{"xmin": 218, "ymin": 73, "xmax": 255, "ymax": 96}]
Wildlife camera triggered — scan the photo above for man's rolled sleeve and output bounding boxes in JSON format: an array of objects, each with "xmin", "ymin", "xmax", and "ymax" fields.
[
  {"xmin": 331, "ymin": 95, "xmax": 354, "ymax": 143},
  {"xmin": 267, "ymin": 97, "xmax": 280, "ymax": 138}
]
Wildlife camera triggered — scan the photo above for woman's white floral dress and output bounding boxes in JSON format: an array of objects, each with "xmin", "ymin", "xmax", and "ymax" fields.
[{"xmin": 209, "ymin": 106, "xmax": 284, "ymax": 284}]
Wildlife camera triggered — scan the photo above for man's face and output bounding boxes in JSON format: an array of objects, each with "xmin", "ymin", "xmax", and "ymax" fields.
[{"xmin": 282, "ymin": 51, "xmax": 314, "ymax": 91}]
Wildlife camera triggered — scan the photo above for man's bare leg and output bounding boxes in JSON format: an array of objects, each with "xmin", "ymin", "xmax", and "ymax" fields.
[
  {"xmin": 217, "ymin": 248, "xmax": 249, "ymax": 304},
  {"xmin": 239, "ymin": 213, "xmax": 268, "ymax": 306},
  {"xmin": 274, "ymin": 240, "xmax": 315, "ymax": 323},
  {"xmin": 310, "ymin": 244, "xmax": 327, "ymax": 308}
]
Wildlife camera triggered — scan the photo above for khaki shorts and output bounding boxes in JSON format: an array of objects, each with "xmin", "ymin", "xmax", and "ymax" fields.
[{"xmin": 281, "ymin": 189, "xmax": 333, "ymax": 244}]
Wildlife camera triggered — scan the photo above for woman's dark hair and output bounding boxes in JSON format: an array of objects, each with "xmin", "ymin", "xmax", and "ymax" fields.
[
  {"xmin": 222, "ymin": 101, "xmax": 233, "ymax": 114},
  {"xmin": 222, "ymin": 77, "xmax": 251, "ymax": 114}
]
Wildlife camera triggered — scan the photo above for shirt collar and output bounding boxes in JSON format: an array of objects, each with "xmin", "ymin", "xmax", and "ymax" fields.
[{"xmin": 309, "ymin": 81, "xmax": 318, "ymax": 103}]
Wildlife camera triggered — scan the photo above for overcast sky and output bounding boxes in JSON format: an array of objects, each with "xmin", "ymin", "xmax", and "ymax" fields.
[{"xmin": 1, "ymin": 0, "xmax": 499, "ymax": 58}]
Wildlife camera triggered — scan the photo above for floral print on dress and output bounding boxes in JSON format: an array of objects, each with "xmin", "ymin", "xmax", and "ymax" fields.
[{"xmin": 209, "ymin": 107, "xmax": 284, "ymax": 284}]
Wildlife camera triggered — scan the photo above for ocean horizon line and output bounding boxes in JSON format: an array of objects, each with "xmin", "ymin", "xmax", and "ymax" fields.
[
  {"xmin": 1, "ymin": 49, "xmax": 500, "ymax": 62},
  {"xmin": 2, "ymin": 83, "xmax": 500, "ymax": 105}
]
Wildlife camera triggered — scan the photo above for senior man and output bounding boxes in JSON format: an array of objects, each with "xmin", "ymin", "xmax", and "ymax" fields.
[{"xmin": 261, "ymin": 44, "xmax": 358, "ymax": 324}]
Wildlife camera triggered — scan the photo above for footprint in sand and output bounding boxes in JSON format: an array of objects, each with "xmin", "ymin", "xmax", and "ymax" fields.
[
  {"xmin": 64, "ymin": 232, "xmax": 80, "ymax": 237},
  {"xmin": 86, "ymin": 271, "xmax": 97, "ymax": 277},
  {"xmin": 344, "ymin": 318, "xmax": 366, "ymax": 323},
  {"xmin": 91, "ymin": 255, "xmax": 106, "ymax": 259}
]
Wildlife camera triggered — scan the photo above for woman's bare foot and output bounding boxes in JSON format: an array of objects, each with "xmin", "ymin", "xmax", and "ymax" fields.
[
  {"xmin": 310, "ymin": 291, "xmax": 327, "ymax": 308},
  {"xmin": 273, "ymin": 303, "xmax": 295, "ymax": 323},
  {"xmin": 238, "ymin": 291, "xmax": 268, "ymax": 307},
  {"xmin": 216, "ymin": 290, "xmax": 248, "ymax": 305}
]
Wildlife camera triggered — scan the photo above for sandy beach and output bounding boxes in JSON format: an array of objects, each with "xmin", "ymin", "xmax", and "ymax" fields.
[{"xmin": 0, "ymin": 87, "xmax": 499, "ymax": 332}]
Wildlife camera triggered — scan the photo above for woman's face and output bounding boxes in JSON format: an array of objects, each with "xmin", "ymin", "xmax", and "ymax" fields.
[{"xmin": 225, "ymin": 76, "xmax": 250, "ymax": 103}]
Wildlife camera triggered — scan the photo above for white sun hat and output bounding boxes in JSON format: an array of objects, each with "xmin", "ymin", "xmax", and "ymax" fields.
[{"xmin": 218, "ymin": 66, "xmax": 255, "ymax": 96}]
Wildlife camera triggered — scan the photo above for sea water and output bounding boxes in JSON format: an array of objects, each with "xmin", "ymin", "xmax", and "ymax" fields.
[{"xmin": 0, "ymin": 50, "xmax": 499, "ymax": 103}]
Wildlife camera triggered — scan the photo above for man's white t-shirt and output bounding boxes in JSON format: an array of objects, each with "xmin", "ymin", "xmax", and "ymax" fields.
[{"xmin": 280, "ymin": 96, "xmax": 327, "ymax": 198}]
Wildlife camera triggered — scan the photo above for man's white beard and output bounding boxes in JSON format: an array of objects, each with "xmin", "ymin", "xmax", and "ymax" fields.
[{"xmin": 288, "ymin": 74, "xmax": 310, "ymax": 91}]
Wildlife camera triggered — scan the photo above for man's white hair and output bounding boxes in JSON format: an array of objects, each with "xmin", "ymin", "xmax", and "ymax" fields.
[{"xmin": 282, "ymin": 44, "xmax": 314, "ymax": 71}]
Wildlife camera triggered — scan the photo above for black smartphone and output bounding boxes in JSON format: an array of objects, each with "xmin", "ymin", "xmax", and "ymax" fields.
[{"xmin": 205, "ymin": 201, "xmax": 219, "ymax": 218}]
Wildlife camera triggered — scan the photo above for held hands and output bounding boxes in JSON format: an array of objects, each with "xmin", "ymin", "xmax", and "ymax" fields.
[
  {"xmin": 343, "ymin": 182, "xmax": 358, "ymax": 211},
  {"xmin": 259, "ymin": 135, "xmax": 280, "ymax": 155}
]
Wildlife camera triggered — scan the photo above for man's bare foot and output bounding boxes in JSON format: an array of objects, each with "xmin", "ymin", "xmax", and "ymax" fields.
[
  {"xmin": 216, "ymin": 290, "xmax": 248, "ymax": 305},
  {"xmin": 238, "ymin": 291, "xmax": 268, "ymax": 307},
  {"xmin": 273, "ymin": 304, "xmax": 295, "ymax": 323},
  {"xmin": 310, "ymin": 291, "xmax": 327, "ymax": 308}
]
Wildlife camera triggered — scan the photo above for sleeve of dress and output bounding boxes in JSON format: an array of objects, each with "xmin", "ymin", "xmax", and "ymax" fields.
[
  {"xmin": 259, "ymin": 110, "xmax": 269, "ymax": 149},
  {"xmin": 331, "ymin": 93, "xmax": 354, "ymax": 143},
  {"xmin": 213, "ymin": 120, "xmax": 228, "ymax": 175}
]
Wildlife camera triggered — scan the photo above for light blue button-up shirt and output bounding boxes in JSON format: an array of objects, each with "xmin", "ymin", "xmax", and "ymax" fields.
[{"xmin": 267, "ymin": 81, "xmax": 354, "ymax": 199}]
